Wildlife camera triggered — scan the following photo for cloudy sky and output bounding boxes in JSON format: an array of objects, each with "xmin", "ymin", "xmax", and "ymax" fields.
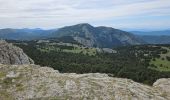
[{"xmin": 0, "ymin": 0, "xmax": 170, "ymax": 30}]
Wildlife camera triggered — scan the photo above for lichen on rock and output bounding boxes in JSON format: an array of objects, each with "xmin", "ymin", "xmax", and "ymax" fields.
[{"xmin": 0, "ymin": 64, "xmax": 169, "ymax": 100}]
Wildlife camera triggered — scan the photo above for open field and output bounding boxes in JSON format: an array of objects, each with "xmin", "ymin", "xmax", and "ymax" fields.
[
  {"xmin": 37, "ymin": 43, "xmax": 97, "ymax": 56},
  {"xmin": 149, "ymin": 46, "xmax": 170, "ymax": 72}
]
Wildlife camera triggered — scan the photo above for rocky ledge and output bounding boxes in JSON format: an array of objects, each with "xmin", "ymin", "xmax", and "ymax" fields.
[
  {"xmin": 0, "ymin": 40, "xmax": 34, "ymax": 65},
  {"xmin": 0, "ymin": 64, "xmax": 169, "ymax": 100}
]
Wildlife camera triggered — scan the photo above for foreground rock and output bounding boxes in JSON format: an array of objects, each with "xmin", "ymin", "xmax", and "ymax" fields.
[
  {"xmin": 0, "ymin": 40, "xmax": 34, "ymax": 64},
  {"xmin": 0, "ymin": 64, "xmax": 169, "ymax": 100}
]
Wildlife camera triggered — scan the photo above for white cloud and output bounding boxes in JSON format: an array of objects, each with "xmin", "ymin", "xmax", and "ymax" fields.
[{"xmin": 0, "ymin": 0, "xmax": 169, "ymax": 30}]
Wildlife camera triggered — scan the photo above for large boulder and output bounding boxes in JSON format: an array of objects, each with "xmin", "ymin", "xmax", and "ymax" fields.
[
  {"xmin": 0, "ymin": 40, "xmax": 34, "ymax": 64},
  {"xmin": 0, "ymin": 64, "xmax": 169, "ymax": 100}
]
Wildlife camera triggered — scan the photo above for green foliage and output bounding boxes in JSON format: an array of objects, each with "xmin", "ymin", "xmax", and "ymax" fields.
[
  {"xmin": 149, "ymin": 46, "xmax": 170, "ymax": 72},
  {"xmin": 13, "ymin": 41, "xmax": 170, "ymax": 85},
  {"xmin": 166, "ymin": 56, "xmax": 170, "ymax": 61}
]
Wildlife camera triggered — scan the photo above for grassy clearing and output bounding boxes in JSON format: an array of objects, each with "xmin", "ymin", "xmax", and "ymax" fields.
[
  {"xmin": 38, "ymin": 44, "xmax": 97, "ymax": 56},
  {"xmin": 150, "ymin": 58, "xmax": 170, "ymax": 72},
  {"xmin": 63, "ymin": 47, "xmax": 97, "ymax": 56},
  {"xmin": 149, "ymin": 47, "xmax": 170, "ymax": 72}
]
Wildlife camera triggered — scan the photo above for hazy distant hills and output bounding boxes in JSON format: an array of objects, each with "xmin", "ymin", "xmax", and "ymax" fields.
[
  {"xmin": 130, "ymin": 30, "xmax": 170, "ymax": 36},
  {"xmin": 50, "ymin": 23, "xmax": 144, "ymax": 48},
  {"xmin": 138, "ymin": 35, "xmax": 170, "ymax": 44},
  {"xmin": 130, "ymin": 30, "xmax": 170, "ymax": 44},
  {"xmin": 0, "ymin": 23, "xmax": 170, "ymax": 47},
  {"xmin": 0, "ymin": 28, "xmax": 55, "ymax": 40}
]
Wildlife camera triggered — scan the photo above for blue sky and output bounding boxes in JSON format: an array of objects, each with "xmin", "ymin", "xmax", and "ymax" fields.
[{"xmin": 0, "ymin": 0, "xmax": 169, "ymax": 31}]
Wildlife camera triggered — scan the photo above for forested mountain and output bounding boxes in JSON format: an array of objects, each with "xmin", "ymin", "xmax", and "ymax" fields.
[
  {"xmin": 50, "ymin": 23, "xmax": 144, "ymax": 48},
  {"xmin": 1, "ymin": 24, "xmax": 170, "ymax": 47}
]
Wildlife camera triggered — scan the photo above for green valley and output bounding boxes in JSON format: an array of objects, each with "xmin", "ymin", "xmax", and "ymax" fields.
[{"xmin": 8, "ymin": 40, "xmax": 170, "ymax": 85}]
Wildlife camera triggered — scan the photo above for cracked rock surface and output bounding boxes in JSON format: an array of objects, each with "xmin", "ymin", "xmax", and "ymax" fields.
[{"xmin": 0, "ymin": 64, "xmax": 169, "ymax": 100}]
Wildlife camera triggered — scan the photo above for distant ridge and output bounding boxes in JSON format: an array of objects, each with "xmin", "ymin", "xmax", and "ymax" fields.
[
  {"xmin": 131, "ymin": 30, "xmax": 170, "ymax": 36},
  {"xmin": 0, "ymin": 28, "xmax": 55, "ymax": 40},
  {"xmin": 50, "ymin": 23, "xmax": 144, "ymax": 48},
  {"xmin": 1, "ymin": 23, "xmax": 170, "ymax": 47}
]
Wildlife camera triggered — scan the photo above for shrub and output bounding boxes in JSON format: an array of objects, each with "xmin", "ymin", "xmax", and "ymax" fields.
[{"xmin": 166, "ymin": 56, "xmax": 170, "ymax": 61}]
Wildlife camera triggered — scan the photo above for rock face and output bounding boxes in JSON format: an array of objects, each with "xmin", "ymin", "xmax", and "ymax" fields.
[
  {"xmin": 0, "ymin": 64, "xmax": 169, "ymax": 100},
  {"xmin": 0, "ymin": 40, "xmax": 34, "ymax": 64}
]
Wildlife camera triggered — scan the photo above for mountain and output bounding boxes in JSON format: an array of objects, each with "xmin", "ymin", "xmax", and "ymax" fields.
[
  {"xmin": 0, "ymin": 64, "xmax": 170, "ymax": 99},
  {"xmin": 3, "ymin": 24, "xmax": 170, "ymax": 47},
  {"xmin": 131, "ymin": 30, "xmax": 170, "ymax": 44},
  {"xmin": 0, "ymin": 40, "xmax": 34, "ymax": 64},
  {"xmin": 1, "ymin": 25, "xmax": 170, "ymax": 47},
  {"xmin": 50, "ymin": 23, "xmax": 144, "ymax": 48},
  {"xmin": 131, "ymin": 30, "xmax": 170, "ymax": 36},
  {"xmin": 0, "ymin": 28, "xmax": 55, "ymax": 40},
  {"xmin": 138, "ymin": 35, "xmax": 170, "ymax": 44}
]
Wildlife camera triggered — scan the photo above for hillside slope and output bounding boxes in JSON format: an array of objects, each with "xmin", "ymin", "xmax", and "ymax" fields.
[{"xmin": 51, "ymin": 23, "xmax": 144, "ymax": 48}]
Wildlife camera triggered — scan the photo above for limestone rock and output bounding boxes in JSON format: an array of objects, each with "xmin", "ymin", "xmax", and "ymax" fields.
[
  {"xmin": 153, "ymin": 78, "xmax": 170, "ymax": 99},
  {"xmin": 0, "ymin": 40, "xmax": 34, "ymax": 65},
  {"xmin": 0, "ymin": 64, "xmax": 169, "ymax": 100},
  {"xmin": 102, "ymin": 48, "xmax": 117, "ymax": 53}
]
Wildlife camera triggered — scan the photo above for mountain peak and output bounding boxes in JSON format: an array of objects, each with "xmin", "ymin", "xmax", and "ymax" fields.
[
  {"xmin": 77, "ymin": 23, "xmax": 92, "ymax": 26},
  {"xmin": 74, "ymin": 23, "xmax": 94, "ymax": 28},
  {"xmin": 51, "ymin": 23, "xmax": 144, "ymax": 48}
]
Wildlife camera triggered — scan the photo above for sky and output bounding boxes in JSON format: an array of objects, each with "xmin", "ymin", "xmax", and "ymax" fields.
[{"xmin": 0, "ymin": 0, "xmax": 170, "ymax": 31}]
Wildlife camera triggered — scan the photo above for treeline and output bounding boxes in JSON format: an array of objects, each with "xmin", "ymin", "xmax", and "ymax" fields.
[{"xmin": 14, "ymin": 42, "xmax": 170, "ymax": 85}]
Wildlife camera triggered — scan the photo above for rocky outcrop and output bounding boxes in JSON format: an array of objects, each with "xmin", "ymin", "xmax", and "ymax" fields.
[
  {"xmin": 0, "ymin": 40, "xmax": 34, "ymax": 65},
  {"xmin": 153, "ymin": 78, "xmax": 170, "ymax": 99},
  {"xmin": 0, "ymin": 64, "xmax": 169, "ymax": 100}
]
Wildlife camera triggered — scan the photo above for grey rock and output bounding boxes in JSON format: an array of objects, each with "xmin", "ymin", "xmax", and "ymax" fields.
[
  {"xmin": 96, "ymin": 48, "xmax": 117, "ymax": 53},
  {"xmin": 102, "ymin": 48, "xmax": 117, "ymax": 53},
  {"xmin": 0, "ymin": 64, "xmax": 169, "ymax": 100},
  {"xmin": 0, "ymin": 40, "xmax": 34, "ymax": 65}
]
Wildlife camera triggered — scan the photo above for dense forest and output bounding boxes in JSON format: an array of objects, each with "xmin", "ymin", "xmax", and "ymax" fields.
[{"xmin": 8, "ymin": 40, "xmax": 170, "ymax": 85}]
